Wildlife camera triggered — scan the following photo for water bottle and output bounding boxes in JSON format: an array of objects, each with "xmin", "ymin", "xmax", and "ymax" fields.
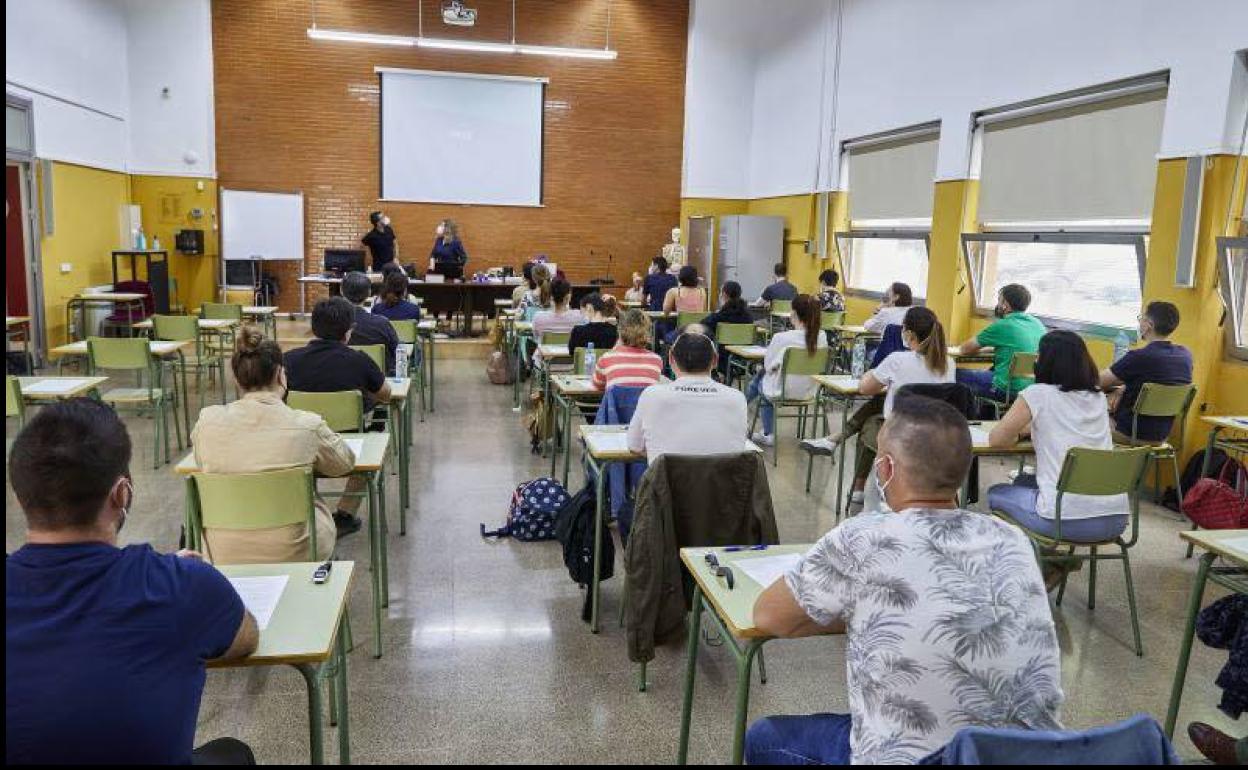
[
  {"xmin": 851, "ymin": 336, "xmax": 866, "ymax": 378},
  {"xmin": 395, "ymin": 345, "xmax": 410, "ymax": 378},
  {"xmin": 1112, "ymin": 330, "xmax": 1131, "ymax": 363},
  {"xmin": 583, "ymin": 342, "xmax": 596, "ymax": 376},
  {"xmin": 151, "ymin": 235, "xmax": 162, "ymax": 251},
  {"xmin": 135, "ymin": 227, "xmax": 147, "ymax": 251}
]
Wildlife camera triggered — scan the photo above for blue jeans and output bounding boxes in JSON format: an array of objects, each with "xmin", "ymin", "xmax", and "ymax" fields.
[
  {"xmin": 988, "ymin": 478, "xmax": 1128, "ymax": 543},
  {"xmin": 745, "ymin": 714, "xmax": 853, "ymax": 765},
  {"xmin": 956, "ymin": 367, "xmax": 1007, "ymax": 402},
  {"xmin": 746, "ymin": 372, "xmax": 775, "ymax": 435}
]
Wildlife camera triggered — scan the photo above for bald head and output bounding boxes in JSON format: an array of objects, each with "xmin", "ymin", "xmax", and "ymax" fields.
[{"xmin": 877, "ymin": 393, "xmax": 972, "ymax": 497}]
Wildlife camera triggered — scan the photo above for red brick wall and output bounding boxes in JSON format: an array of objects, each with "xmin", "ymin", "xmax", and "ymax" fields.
[{"xmin": 212, "ymin": 0, "xmax": 688, "ymax": 311}]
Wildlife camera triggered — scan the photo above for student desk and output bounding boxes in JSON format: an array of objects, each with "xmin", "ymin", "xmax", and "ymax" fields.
[
  {"xmin": 16, "ymin": 375, "xmax": 109, "ymax": 401},
  {"xmin": 385, "ymin": 377, "xmax": 415, "ymax": 530},
  {"xmin": 949, "ymin": 345, "xmax": 996, "ymax": 366},
  {"xmin": 212, "ymin": 561, "xmax": 355, "ymax": 765},
  {"xmin": 416, "ymin": 318, "xmax": 438, "ymax": 413},
  {"xmin": 551, "ymin": 375, "xmax": 604, "ymax": 485},
  {"xmin": 536, "ymin": 345, "xmax": 575, "ymax": 442},
  {"xmin": 808, "ymin": 374, "xmax": 870, "ymax": 514},
  {"xmin": 65, "ymin": 292, "xmax": 147, "ymax": 342},
  {"xmin": 677, "ymin": 544, "xmax": 816, "ymax": 765},
  {"xmin": 724, "ymin": 344, "xmax": 767, "ymax": 389},
  {"xmin": 511, "ymin": 320, "xmax": 535, "ymax": 410},
  {"xmin": 192, "ymin": 306, "xmax": 279, "ymax": 337},
  {"xmin": 1164, "ymin": 529, "xmax": 1248, "ymax": 739},
  {"xmin": 6, "ymin": 315, "xmax": 32, "ymax": 365},
  {"xmin": 1200, "ymin": 416, "xmax": 1248, "ymax": 476},
  {"xmin": 132, "ymin": 317, "xmax": 238, "ymax": 333},
  {"xmin": 177, "ymin": 432, "xmax": 393, "ymax": 660}
]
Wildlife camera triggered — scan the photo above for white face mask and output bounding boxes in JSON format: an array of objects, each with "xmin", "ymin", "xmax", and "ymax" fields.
[
  {"xmin": 381, "ymin": 216, "xmax": 390, "ymax": 227},
  {"xmin": 873, "ymin": 454, "xmax": 895, "ymax": 509},
  {"xmin": 436, "ymin": 225, "xmax": 445, "ymax": 237}
]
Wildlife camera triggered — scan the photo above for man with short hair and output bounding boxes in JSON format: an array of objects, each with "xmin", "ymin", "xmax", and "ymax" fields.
[
  {"xmin": 756, "ymin": 262, "xmax": 798, "ymax": 306},
  {"xmin": 1099, "ymin": 300, "xmax": 1193, "ymax": 443},
  {"xmin": 361, "ymin": 210, "xmax": 398, "ymax": 272},
  {"xmin": 627, "ymin": 331, "xmax": 747, "ymax": 463},
  {"xmin": 955, "ymin": 283, "xmax": 1046, "ymax": 402},
  {"xmin": 747, "ymin": 393, "xmax": 1063, "ymax": 765},
  {"xmin": 285, "ymin": 296, "xmax": 392, "ymax": 535},
  {"xmin": 341, "ymin": 270, "xmax": 400, "ymax": 375},
  {"xmin": 6, "ymin": 400, "xmax": 259, "ymax": 765}
]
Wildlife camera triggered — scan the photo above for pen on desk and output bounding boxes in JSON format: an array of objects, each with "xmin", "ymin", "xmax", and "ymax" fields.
[{"xmin": 724, "ymin": 545, "xmax": 769, "ymax": 553}]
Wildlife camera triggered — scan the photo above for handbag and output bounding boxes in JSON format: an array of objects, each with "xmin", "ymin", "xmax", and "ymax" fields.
[{"xmin": 1182, "ymin": 459, "xmax": 1248, "ymax": 530}]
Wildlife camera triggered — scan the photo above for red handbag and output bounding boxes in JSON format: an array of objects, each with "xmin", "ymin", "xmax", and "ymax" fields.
[{"xmin": 1182, "ymin": 460, "xmax": 1248, "ymax": 530}]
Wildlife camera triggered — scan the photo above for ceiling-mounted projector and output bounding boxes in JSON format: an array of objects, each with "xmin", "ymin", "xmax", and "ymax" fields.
[{"xmin": 442, "ymin": 1, "xmax": 477, "ymax": 27}]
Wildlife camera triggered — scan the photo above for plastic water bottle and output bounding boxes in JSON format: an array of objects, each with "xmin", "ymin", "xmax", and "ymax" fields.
[
  {"xmin": 1112, "ymin": 330, "xmax": 1131, "ymax": 363},
  {"xmin": 851, "ymin": 336, "xmax": 866, "ymax": 378},
  {"xmin": 583, "ymin": 342, "xmax": 596, "ymax": 376},
  {"xmin": 135, "ymin": 227, "xmax": 147, "ymax": 251},
  {"xmin": 151, "ymin": 235, "xmax": 161, "ymax": 251},
  {"xmin": 395, "ymin": 345, "xmax": 410, "ymax": 378}
]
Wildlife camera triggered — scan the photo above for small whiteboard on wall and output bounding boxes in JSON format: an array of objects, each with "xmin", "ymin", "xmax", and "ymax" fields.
[{"xmin": 221, "ymin": 189, "xmax": 305, "ymax": 262}]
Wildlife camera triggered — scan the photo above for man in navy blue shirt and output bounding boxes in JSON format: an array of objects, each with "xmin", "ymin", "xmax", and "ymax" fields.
[
  {"xmin": 6, "ymin": 399, "xmax": 258, "ymax": 764},
  {"xmin": 1099, "ymin": 300, "xmax": 1193, "ymax": 443},
  {"xmin": 342, "ymin": 270, "xmax": 400, "ymax": 375},
  {"xmin": 642, "ymin": 255, "xmax": 679, "ymax": 312}
]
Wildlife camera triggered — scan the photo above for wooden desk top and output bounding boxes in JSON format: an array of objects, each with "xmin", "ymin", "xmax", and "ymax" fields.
[
  {"xmin": 17, "ymin": 376, "xmax": 110, "ymax": 399},
  {"xmin": 681, "ymin": 545, "xmax": 814, "ymax": 639},
  {"xmin": 812, "ymin": 374, "xmax": 861, "ymax": 395},
  {"xmin": 552, "ymin": 375, "xmax": 603, "ymax": 398},
  {"xmin": 177, "ymin": 432, "xmax": 391, "ymax": 474},
  {"xmin": 132, "ymin": 318, "xmax": 237, "ymax": 331},
  {"xmin": 386, "ymin": 377, "xmax": 412, "ymax": 401},
  {"xmin": 948, "ymin": 345, "xmax": 996, "ymax": 363},
  {"xmin": 416, "ymin": 319, "xmax": 438, "ymax": 332},
  {"xmin": 514, "ymin": 321, "xmax": 534, "ymax": 334},
  {"xmin": 830, "ymin": 324, "xmax": 875, "ymax": 336},
  {"xmin": 1180, "ymin": 529, "xmax": 1248, "ymax": 567},
  {"xmin": 724, "ymin": 344, "xmax": 767, "ymax": 360},
  {"xmin": 538, "ymin": 344, "xmax": 572, "ymax": 360},
  {"xmin": 208, "ymin": 561, "xmax": 354, "ymax": 668},
  {"xmin": 49, "ymin": 340, "xmax": 191, "ymax": 358},
  {"xmin": 1203, "ymin": 416, "xmax": 1248, "ymax": 433},
  {"xmin": 73, "ymin": 292, "xmax": 146, "ymax": 301},
  {"xmin": 192, "ymin": 306, "xmax": 278, "ymax": 316},
  {"xmin": 6, "ymin": 316, "xmax": 30, "ymax": 328},
  {"xmin": 970, "ymin": 421, "xmax": 1034, "ymax": 456},
  {"xmin": 579, "ymin": 424, "xmax": 760, "ymax": 461}
]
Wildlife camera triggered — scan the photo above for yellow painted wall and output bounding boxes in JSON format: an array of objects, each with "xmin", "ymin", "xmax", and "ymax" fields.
[
  {"xmin": 746, "ymin": 194, "xmax": 822, "ymax": 293},
  {"xmin": 129, "ymin": 175, "xmax": 219, "ymax": 312},
  {"xmin": 679, "ymin": 198, "xmax": 747, "ymax": 291},
  {"xmin": 39, "ymin": 162, "xmax": 131, "ymax": 347}
]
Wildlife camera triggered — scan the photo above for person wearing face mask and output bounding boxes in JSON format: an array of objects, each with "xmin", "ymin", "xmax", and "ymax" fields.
[
  {"xmin": 191, "ymin": 326, "xmax": 355, "ymax": 562},
  {"xmin": 6, "ymin": 399, "xmax": 261, "ymax": 764},
  {"xmin": 428, "ymin": 218, "xmax": 468, "ymax": 279},
  {"xmin": 362, "ymin": 210, "xmax": 399, "ymax": 273},
  {"xmin": 954, "ymin": 282, "xmax": 1046, "ymax": 402},
  {"xmin": 747, "ymin": 393, "xmax": 1063, "ymax": 766},
  {"xmin": 1098, "ymin": 300, "xmax": 1192, "ymax": 444},
  {"xmin": 861, "ymin": 281, "xmax": 913, "ymax": 333}
]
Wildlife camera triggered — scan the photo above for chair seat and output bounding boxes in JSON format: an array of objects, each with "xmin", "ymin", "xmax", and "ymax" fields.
[
  {"xmin": 102, "ymin": 387, "xmax": 167, "ymax": 403},
  {"xmin": 1114, "ymin": 438, "xmax": 1172, "ymax": 452},
  {"xmin": 991, "ymin": 510, "xmax": 1124, "ymax": 548}
]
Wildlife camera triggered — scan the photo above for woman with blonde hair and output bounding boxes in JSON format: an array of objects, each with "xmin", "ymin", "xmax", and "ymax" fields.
[
  {"xmin": 428, "ymin": 218, "xmax": 468, "ymax": 277},
  {"xmin": 591, "ymin": 309, "xmax": 663, "ymax": 391}
]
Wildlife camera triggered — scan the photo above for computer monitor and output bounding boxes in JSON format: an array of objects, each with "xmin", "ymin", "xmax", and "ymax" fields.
[
  {"xmin": 224, "ymin": 259, "xmax": 260, "ymax": 287},
  {"xmin": 324, "ymin": 248, "xmax": 366, "ymax": 274},
  {"xmin": 432, "ymin": 261, "xmax": 464, "ymax": 281}
]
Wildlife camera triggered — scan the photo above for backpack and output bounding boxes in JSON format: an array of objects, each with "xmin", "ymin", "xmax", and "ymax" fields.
[
  {"xmin": 479, "ymin": 477, "xmax": 568, "ymax": 542},
  {"xmin": 554, "ymin": 482, "xmax": 615, "ymax": 622},
  {"xmin": 525, "ymin": 391, "xmax": 554, "ymax": 453},
  {"xmin": 486, "ymin": 350, "xmax": 513, "ymax": 385}
]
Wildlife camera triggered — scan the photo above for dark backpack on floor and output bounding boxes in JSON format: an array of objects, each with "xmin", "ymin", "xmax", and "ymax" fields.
[
  {"xmin": 554, "ymin": 482, "xmax": 614, "ymax": 623},
  {"xmin": 480, "ymin": 477, "xmax": 567, "ymax": 541}
]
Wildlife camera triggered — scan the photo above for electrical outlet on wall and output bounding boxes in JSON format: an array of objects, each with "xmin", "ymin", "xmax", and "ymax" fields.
[{"xmin": 60, "ymin": 263, "xmax": 72, "ymax": 274}]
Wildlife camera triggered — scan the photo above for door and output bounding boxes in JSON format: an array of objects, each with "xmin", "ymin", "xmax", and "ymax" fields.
[
  {"xmin": 687, "ymin": 216, "xmax": 714, "ymax": 289},
  {"xmin": 6, "ymin": 165, "xmax": 28, "ymax": 315}
]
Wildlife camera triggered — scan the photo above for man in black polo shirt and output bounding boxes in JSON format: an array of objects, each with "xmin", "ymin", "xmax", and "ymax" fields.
[
  {"xmin": 341, "ymin": 271, "xmax": 400, "ymax": 376},
  {"xmin": 361, "ymin": 211, "xmax": 398, "ymax": 272},
  {"xmin": 285, "ymin": 297, "xmax": 392, "ymax": 535}
]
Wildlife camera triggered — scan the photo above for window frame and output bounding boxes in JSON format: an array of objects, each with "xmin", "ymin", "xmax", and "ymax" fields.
[
  {"xmin": 835, "ymin": 227, "xmax": 931, "ymax": 302},
  {"xmin": 960, "ymin": 230, "xmax": 1148, "ymax": 335},
  {"xmin": 1217, "ymin": 236, "xmax": 1248, "ymax": 362}
]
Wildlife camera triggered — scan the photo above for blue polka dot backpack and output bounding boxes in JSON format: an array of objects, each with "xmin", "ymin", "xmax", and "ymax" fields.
[{"xmin": 479, "ymin": 477, "xmax": 568, "ymax": 542}]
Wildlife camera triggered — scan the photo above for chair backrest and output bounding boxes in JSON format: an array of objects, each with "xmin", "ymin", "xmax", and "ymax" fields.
[
  {"xmin": 716, "ymin": 322, "xmax": 756, "ymax": 346},
  {"xmin": 572, "ymin": 347, "xmax": 591, "ymax": 375},
  {"xmin": 896, "ymin": 382, "xmax": 977, "ymax": 419},
  {"xmin": 1057, "ymin": 446, "xmax": 1151, "ymax": 498},
  {"xmin": 779, "ymin": 346, "xmax": 830, "ymax": 399},
  {"xmin": 111, "ymin": 280, "xmax": 155, "ymax": 318},
  {"xmin": 675, "ymin": 311, "xmax": 704, "ymax": 330},
  {"xmin": 540, "ymin": 330, "xmax": 571, "ymax": 346},
  {"xmin": 770, "ymin": 299, "xmax": 792, "ymax": 315},
  {"xmin": 1132, "ymin": 382, "xmax": 1196, "ymax": 419},
  {"xmin": 921, "ymin": 713, "xmax": 1178, "ymax": 765},
  {"xmin": 389, "ymin": 319, "xmax": 419, "ymax": 344},
  {"xmin": 203, "ymin": 302, "xmax": 244, "ymax": 322},
  {"xmin": 190, "ymin": 468, "xmax": 318, "ymax": 562},
  {"xmin": 287, "ymin": 390, "xmax": 364, "ymax": 432},
  {"xmin": 151, "ymin": 314, "xmax": 198, "ymax": 342},
  {"xmin": 350, "ymin": 344, "xmax": 385, "ymax": 372},
  {"xmin": 869, "ymin": 324, "xmax": 906, "ymax": 369},
  {"xmin": 6, "ymin": 376, "xmax": 23, "ymax": 421},
  {"xmin": 821, "ymin": 310, "xmax": 845, "ymax": 330},
  {"xmin": 645, "ymin": 453, "xmax": 779, "ymax": 548},
  {"xmin": 1008, "ymin": 351, "xmax": 1038, "ymax": 380},
  {"xmin": 87, "ymin": 336, "xmax": 151, "ymax": 372}
]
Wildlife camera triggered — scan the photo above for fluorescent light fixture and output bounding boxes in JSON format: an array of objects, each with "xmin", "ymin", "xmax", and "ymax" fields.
[
  {"xmin": 307, "ymin": 27, "xmax": 415, "ymax": 46},
  {"xmin": 307, "ymin": 27, "xmax": 616, "ymax": 60}
]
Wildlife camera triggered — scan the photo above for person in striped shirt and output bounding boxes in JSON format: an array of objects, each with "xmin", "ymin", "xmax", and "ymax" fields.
[{"xmin": 591, "ymin": 309, "xmax": 663, "ymax": 391}]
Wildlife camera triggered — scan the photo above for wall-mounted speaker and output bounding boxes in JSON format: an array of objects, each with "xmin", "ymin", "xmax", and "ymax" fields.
[{"xmin": 1174, "ymin": 155, "xmax": 1205, "ymax": 288}]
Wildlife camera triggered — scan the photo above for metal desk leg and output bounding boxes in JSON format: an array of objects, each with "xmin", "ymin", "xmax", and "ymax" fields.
[
  {"xmin": 295, "ymin": 663, "xmax": 326, "ymax": 765},
  {"xmin": 1164, "ymin": 551, "xmax": 1214, "ymax": 738},
  {"xmin": 562, "ymin": 397, "xmax": 575, "ymax": 488},
  {"xmin": 732, "ymin": 640, "xmax": 766, "ymax": 765},
  {"xmin": 590, "ymin": 454, "xmax": 609, "ymax": 634},
  {"xmin": 367, "ymin": 473, "xmax": 383, "ymax": 659},
  {"xmin": 426, "ymin": 336, "xmax": 436, "ymax": 413},
  {"xmin": 377, "ymin": 465, "xmax": 390, "ymax": 608},
  {"xmin": 677, "ymin": 586, "xmax": 706, "ymax": 765},
  {"xmin": 551, "ymin": 391, "xmax": 564, "ymax": 478},
  {"xmin": 334, "ymin": 625, "xmax": 351, "ymax": 765},
  {"xmin": 178, "ymin": 350, "xmax": 191, "ymax": 442},
  {"xmin": 834, "ymin": 397, "xmax": 850, "ymax": 522}
]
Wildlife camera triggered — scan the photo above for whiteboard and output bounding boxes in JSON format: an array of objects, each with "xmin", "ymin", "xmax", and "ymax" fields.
[
  {"xmin": 221, "ymin": 189, "xmax": 305, "ymax": 261},
  {"xmin": 379, "ymin": 68, "xmax": 544, "ymax": 207}
]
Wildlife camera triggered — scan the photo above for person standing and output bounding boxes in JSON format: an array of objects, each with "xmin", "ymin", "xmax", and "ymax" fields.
[
  {"xmin": 428, "ymin": 219, "xmax": 468, "ymax": 278},
  {"xmin": 361, "ymin": 211, "xmax": 398, "ymax": 273}
]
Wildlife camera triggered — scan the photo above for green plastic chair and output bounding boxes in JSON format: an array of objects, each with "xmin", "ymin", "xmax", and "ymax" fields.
[
  {"xmin": 287, "ymin": 390, "xmax": 365, "ymax": 433},
  {"xmin": 675, "ymin": 311, "xmax": 705, "ymax": 331},
  {"xmin": 350, "ymin": 344, "xmax": 386, "ymax": 374},
  {"xmin": 748, "ymin": 346, "xmax": 831, "ymax": 466},
  {"xmin": 539, "ymin": 331, "xmax": 571, "ymax": 346},
  {"xmin": 769, "ymin": 298, "xmax": 793, "ymax": 335},
  {"xmin": 88, "ymin": 336, "xmax": 179, "ymax": 468},
  {"xmin": 187, "ymin": 467, "xmax": 319, "ymax": 562},
  {"xmin": 6, "ymin": 376, "xmax": 25, "ymax": 427},
  {"xmin": 1118, "ymin": 382, "xmax": 1197, "ymax": 554},
  {"xmin": 980, "ymin": 351, "xmax": 1038, "ymax": 417},
  {"xmin": 152, "ymin": 314, "xmax": 227, "ymax": 409},
  {"xmin": 996, "ymin": 446, "xmax": 1152, "ymax": 656},
  {"xmin": 717, "ymin": 323, "xmax": 759, "ymax": 387},
  {"xmin": 572, "ymin": 347, "xmax": 592, "ymax": 375},
  {"xmin": 388, "ymin": 319, "xmax": 426, "ymax": 420},
  {"xmin": 202, "ymin": 302, "xmax": 244, "ymax": 322}
]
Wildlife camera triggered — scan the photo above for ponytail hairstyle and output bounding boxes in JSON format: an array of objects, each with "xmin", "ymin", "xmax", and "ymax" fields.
[
  {"xmin": 600, "ymin": 294, "xmax": 620, "ymax": 319},
  {"xmin": 531, "ymin": 263, "xmax": 552, "ymax": 307},
  {"xmin": 582, "ymin": 291, "xmax": 616, "ymax": 319},
  {"xmin": 231, "ymin": 325, "xmax": 284, "ymax": 391},
  {"xmin": 792, "ymin": 294, "xmax": 821, "ymax": 353},
  {"xmin": 903, "ymin": 306, "xmax": 948, "ymax": 376},
  {"xmin": 380, "ymin": 269, "xmax": 408, "ymax": 308},
  {"xmin": 550, "ymin": 277, "xmax": 572, "ymax": 308},
  {"xmin": 889, "ymin": 282, "xmax": 914, "ymax": 307},
  {"xmin": 721, "ymin": 280, "xmax": 747, "ymax": 315}
]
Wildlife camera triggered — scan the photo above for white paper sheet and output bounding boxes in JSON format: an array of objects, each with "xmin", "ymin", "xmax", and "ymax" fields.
[
  {"xmin": 734, "ymin": 553, "xmax": 802, "ymax": 588},
  {"xmin": 590, "ymin": 431, "xmax": 630, "ymax": 453},
  {"xmin": 1222, "ymin": 535, "xmax": 1248, "ymax": 556},
  {"xmin": 344, "ymin": 438, "xmax": 365, "ymax": 459},
  {"xmin": 22, "ymin": 378, "xmax": 94, "ymax": 395},
  {"xmin": 228, "ymin": 575, "xmax": 289, "ymax": 630},
  {"xmin": 968, "ymin": 427, "xmax": 991, "ymax": 446}
]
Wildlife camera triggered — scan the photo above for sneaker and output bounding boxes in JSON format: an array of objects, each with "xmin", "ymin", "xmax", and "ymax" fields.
[
  {"xmin": 751, "ymin": 432, "xmax": 775, "ymax": 447},
  {"xmin": 800, "ymin": 436, "xmax": 840, "ymax": 456},
  {"xmin": 334, "ymin": 512, "xmax": 363, "ymax": 537}
]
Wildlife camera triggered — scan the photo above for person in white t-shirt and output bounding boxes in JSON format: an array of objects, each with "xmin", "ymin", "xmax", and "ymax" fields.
[
  {"xmin": 988, "ymin": 330, "xmax": 1128, "ymax": 584},
  {"xmin": 746, "ymin": 294, "xmax": 827, "ymax": 447},
  {"xmin": 627, "ymin": 332, "xmax": 747, "ymax": 463},
  {"xmin": 862, "ymin": 281, "xmax": 914, "ymax": 333}
]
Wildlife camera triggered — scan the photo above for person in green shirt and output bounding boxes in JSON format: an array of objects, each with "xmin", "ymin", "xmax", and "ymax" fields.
[{"xmin": 954, "ymin": 283, "xmax": 1046, "ymax": 400}]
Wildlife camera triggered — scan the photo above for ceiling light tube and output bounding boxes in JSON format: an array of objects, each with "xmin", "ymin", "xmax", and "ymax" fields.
[
  {"xmin": 517, "ymin": 45, "xmax": 617, "ymax": 60},
  {"xmin": 307, "ymin": 27, "xmax": 415, "ymax": 46},
  {"xmin": 306, "ymin": 27, "xmax": 617, "ymax": 60},
  {"xmin": 417, "ymin": 37, "xmax": 518, "ymax": 54}
]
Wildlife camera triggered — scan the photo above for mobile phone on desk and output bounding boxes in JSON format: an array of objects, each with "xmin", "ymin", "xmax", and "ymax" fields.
[{"xmin": 312, "ymin": 561, "xmax": 332, "ymax": 585}]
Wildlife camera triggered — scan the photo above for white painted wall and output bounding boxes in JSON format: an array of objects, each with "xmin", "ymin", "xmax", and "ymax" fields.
[{"xmin": 683, "ymin": 0, "xmax": 1248, "ymax": 197}]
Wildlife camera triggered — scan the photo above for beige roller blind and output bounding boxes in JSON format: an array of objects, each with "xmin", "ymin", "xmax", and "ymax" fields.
[
  {"xmin": 847, "ymin": 132, "xmax": 939, "ymax": 223},
  {"xmin": 978, "ymin": 90, "xmax": 1166, "ymax": 224}
]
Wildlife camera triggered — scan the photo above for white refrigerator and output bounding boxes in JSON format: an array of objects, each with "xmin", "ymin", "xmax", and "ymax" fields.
[{"xmin": 716, "ymin": 215, "xmax": 785, "ymax": 301}]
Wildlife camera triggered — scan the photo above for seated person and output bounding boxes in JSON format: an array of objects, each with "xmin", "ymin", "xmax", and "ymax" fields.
[
  {"xmin": 592, "ymin": 309, "xmax": 663, "ymax": 391},
  {"xmin": 518, "ymin": 263, "xmax": 554, "ymax": 321},
  {"xmin": 862, "ymin": 281, "xmax": 913, "ymax": 333},
  {"xmin": 988, "ymin": 330, "xmax": 1127, "ymax": 582},
  {"xmin": 754, "ymin": 261, "xmax": 798, "ymax": 307},
  {"xmin": 569, "ymin": 293, "xmax": 619, "ymax": 356},
  {"xmin": 342, "ymin": 270, "xmax": 399, "ymax": 375},
  {"xmin": 1099, "ymin": 300, "xmax": 1193, "ymax": 443},
  {"xmin": 700, "ymin": 280, "xmax": 754, "ymax": 337},
  {"xmin": 285, "ymin": 297, "xmax": 392, "ymax": 536},
  {"xmin": 624, "ymin": 271, "xmax": 645, "ymax": 304},
  {"xmin": 192, "ymin": 327, "xmax": 355, "ymax": 563},
  {"xmin": 642, "ymin": 256, "xmax": 679, "ymax": 312},
  {"xmin": 817, "ymin": 268, "xmax": 846, "ymax": 313},
  {"xmin": 6, "ymin": 399, "xmax": 260, "ymax": 765},
  {"xmin": 955, "ymin": 283, "xmax": 1046, "ymax": 401},
  {"xmin": 372, "ymin": 267, "xmax": 422, "ymax": 322},
  {"xmin": 663, "ymin": 265, "xmax": 707, "ymax": 314},
  {"xmin": 532, "ymin": 278, "xmax": 587, "ymax": 344},
  {"xmin": 746, "ymin": 294, "xmax": 827, "ymax": 447},
  {"xmin": 511, "ymin": 261, "xmax": 537, "ymax": 306},
  {"xmin": 627, "ymin": 332, "xmax": 747, "ymax": 463},
  {"xmin": 747, "ymin": 394, "xmax": 1062, "ymax": 765}
]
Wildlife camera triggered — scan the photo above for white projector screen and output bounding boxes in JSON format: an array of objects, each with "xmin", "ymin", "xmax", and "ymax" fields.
[{"xmin": 379, "ymin": 68, "xmax": 545, "ymax": 207}]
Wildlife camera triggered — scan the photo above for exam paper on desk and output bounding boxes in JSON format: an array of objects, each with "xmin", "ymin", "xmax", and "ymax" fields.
[
  {"xmin": 734, "ymin": 553, "xmax": 803, "ymax": 589},
  {"xmin": 344, "ymin": 438, "xmax": 365, "ymax": 458},
  {"xmin": 227, "ymin": 575, "xmax": 289, "ymax": 631}
]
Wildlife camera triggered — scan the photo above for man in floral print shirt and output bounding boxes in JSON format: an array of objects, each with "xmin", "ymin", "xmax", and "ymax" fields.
[{"xmin": 748, "ymin": 394, "xmax": 1063, "ymax": 765}]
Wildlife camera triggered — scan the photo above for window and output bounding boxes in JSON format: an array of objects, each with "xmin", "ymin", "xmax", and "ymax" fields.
[
  {"xmin": 962, "ymin": 232, "xmax": 1145, "ymax": 331},
  {"xmin": 838, "ymin": 231, "xmax": 930, "ymax": 299},
  {"xmin": 1218, "ymin": 236, "xmax": 1248, "ymax": 361}
]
